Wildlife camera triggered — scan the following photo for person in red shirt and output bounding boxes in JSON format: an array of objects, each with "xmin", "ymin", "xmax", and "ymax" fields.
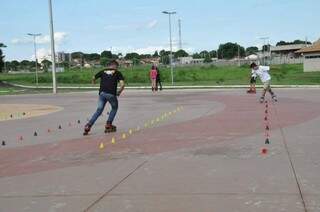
[{"xmin": 150, "ymin": 65, "xmax": 158, "ymax": 92}]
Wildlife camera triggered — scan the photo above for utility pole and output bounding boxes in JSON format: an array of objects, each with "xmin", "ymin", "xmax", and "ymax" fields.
[
  {"xmin": 48, "ymin": 0, "xmax": 57, "ymax": 94},
  {"xmin": 178, "ymin": 18, "xmax": 182, "ymax": 50},
  {"xmin": 162, "ymin": 11, "xmax": 177, "ymax": 86},
  {"xmin": 27, "ymin": 33, "xmax": 41, "ymax": 87},
  {"xmin": 237, "ymin": 44, "xmax": 240, "ymax": 67},
  {"xmin": 260, "ymin": 37, "xmax": 269, "ymax": 66}
]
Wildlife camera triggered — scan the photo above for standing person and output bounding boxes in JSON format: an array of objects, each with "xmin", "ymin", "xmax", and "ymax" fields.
[
  {"xmin": 83, "ymin": 60, "xmax": 125, "ymax": 135},
  {"xmin": 247, "ymin": 66, "xmax": 257, "ymax": 94},
  {"xmin": 250, "ymin": 62, "xmax": 277, "ymax": 103},
  {"xmin": 150, "ymin": 65, "xmax": 158, "ymax": 92},
  {"xmin": 155, "ymin": 65, "xmax": 162, "ymax": 91}
]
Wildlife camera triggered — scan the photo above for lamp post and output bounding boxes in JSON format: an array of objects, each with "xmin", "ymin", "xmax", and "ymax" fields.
[
  {"xmin": 260, "ymin": 37, "xmax": 269, "ymax": 65},
  {"xmin": 48, "ymin": 0, "xmax": 57, "ymax": 94},
  {"xmin": 162, "ymin": 10, "xmax": 176, "ymax": 85},
  {"xmin": 27, "ymin": 33, "xmax": 41, "ymax": 87}
]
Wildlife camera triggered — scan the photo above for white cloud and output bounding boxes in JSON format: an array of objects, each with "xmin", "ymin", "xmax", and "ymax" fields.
[
  {"xmin": 11, "ymin": 32, "xmax": 68, "ymax": 45},
  {"xmin": 11, "ymin": 38, "xmax": 32, "ymax": 45},
  {"xmin": 105, "ymin": 20, "xmax": 158, "ymax": 31},
  {"xmin": 31, "ymin": 48, "xmax": 51, "ymax": 62},
  {"xmin": 104, "ymin": 25, "xmax": 129, "ymax": 31},
  {"xmin": 146, "ymin": 20, "xmax": 158, "ymax": 29}
]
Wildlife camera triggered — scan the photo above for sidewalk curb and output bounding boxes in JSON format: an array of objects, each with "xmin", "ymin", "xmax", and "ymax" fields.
[{"xmin": 8, "ymin": 82, "xmax": 320, "ymax": 90}]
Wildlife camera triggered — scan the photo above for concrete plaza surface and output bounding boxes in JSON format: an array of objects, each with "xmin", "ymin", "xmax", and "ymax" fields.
[{"xmin": 0, "ymin": 89, "xmax": 320, "ymax": 212}]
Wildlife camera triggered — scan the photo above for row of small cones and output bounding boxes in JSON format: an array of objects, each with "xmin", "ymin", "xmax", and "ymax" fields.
[
  {"xmin": 1, "ymin": 119, "xmax": 82, "ymax": 146},
  {"xmin": 98, "ymin": 106, "xmax": 184, "ymax": 150},
  {"xmin": 0, "ymin": 112, "xmax": 27, "ymax": 121},
  {"xmin": 261, "ymin": 101, "xmax": 270, "ymax": 155}
]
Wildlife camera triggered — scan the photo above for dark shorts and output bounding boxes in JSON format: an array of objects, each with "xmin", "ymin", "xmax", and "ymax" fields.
[{"xmin": 250, "ymin": 77, "xmax": 256, "ymax": 84}]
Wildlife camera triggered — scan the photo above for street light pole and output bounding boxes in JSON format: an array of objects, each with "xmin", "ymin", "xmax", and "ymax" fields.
[
  {"xmin": 260, "ymin": 37, "xmax": 269, "ymax": 66},
  {"xmin": 162, "ymin": 11, "xmax": 176, "ymax": 86},
  {"xmin": 48, "ymin": 0, "xmax": 57, "ymax": 94},
  {"xmin": 27, "ymin": 33, "xmax": 41, "ymax": 87}
]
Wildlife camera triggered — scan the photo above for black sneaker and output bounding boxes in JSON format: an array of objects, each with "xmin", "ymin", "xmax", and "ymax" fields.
[{"xmin": 83, "ymin": 124, "xmax": 91, "ymax": 136}]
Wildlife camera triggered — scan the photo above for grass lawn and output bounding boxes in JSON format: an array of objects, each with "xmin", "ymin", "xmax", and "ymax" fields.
[{"xmin": 1, "ymin": 64, "xmax": 320, "ymax": 87}]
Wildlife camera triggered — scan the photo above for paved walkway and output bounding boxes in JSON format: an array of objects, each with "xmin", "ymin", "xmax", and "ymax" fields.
[{"xmin": 0, "ymin": 89, "xmax": 319, "ymax": 212}]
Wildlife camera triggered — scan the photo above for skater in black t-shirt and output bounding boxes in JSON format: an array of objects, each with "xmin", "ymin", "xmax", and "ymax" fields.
[{"xmin": 83, "ymin": 60, "xmax": 125, "ymax": 135}]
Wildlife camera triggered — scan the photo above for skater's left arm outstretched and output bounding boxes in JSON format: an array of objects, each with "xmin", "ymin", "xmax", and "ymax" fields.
[{"xmin": 117, "ymin": 79, "xmax": 125, "ymax": 96}]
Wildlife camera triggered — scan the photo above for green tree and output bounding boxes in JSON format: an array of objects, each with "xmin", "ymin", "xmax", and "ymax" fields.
[
  {"xmin": 84, "ymin": 53, "xmax": 100, "ymax": 61},
  {"xmin": 153, "ymin": 51, "xmax": 159, "ymax": 57},
  {"xmin": 217, "ymin": 42, "xmax": 245, "ymax": 59},
  {"xmin": 100, "ymin": 57, "xmax": 111, "ymax": 66},
  {"xmin": 209, "ymin": 50, "xmax": 217, "ymax": 58},
  {"xmin": 0, "ymin": 43, "xmax": 7, "ymax": 72},
  {"xmin": 174, "ymin": 49, "xmax": 189, "ymax": 58},
  {"xmin": 41, "ymin": 59, "xmax": 52, "ymax": 72},
  {"xmin": 246, "ymin": 46, "xmax": 259, "ymax": 56},
  {"xmin": 160, "ymin": 55, "xmax": 170, "ymax": 65},
  {"xmin": 204, "ymin": 55, "xmax": 213, "ymax": 63},
  {"xmin": 101, "ymin": 50, "xmax": 112, "ymax": 58},
  {"xmin": 20, "ymin": 60, "xmax": 32, "ymax": 70},
  {"xmin": 276, "ymin": 40, "xmax": 311, "ymax": 46},
  {"xmin": 124, "ymin": 52, "xmax": 140, "ymax": 60},
  {"xmin": 10, "ymin": 60, "xmax": 20, "ymax": 71},
  {"xmin": 71, "ymin": 52, "xmax": 84, "ymax": 59}
]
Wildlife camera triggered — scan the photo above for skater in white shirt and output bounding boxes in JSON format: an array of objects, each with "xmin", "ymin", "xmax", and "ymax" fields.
[{"xmin": 250, "ymin": 62, "xmax": 277, "ymax": 103}]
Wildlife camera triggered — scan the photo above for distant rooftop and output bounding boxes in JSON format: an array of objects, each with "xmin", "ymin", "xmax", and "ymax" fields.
[
  {"xmin": 270, "ymin": 44, "xmax": 310, "ymax": 52},
  {"xmin": 296, "ymin": 39, "xmax": 320, "ymax": 53}
]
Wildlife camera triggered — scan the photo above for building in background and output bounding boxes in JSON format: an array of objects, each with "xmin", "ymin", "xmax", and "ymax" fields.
[
  {"xmin": 296, "ymin": 39, "xmax": 320, "ymax": 72},
  {"xmin": 57, "ymin": 52, "xmax": 71, "ymax": 63},
  {"xmin": 270, "ymin": 44, "xmax": 309, "ymax": 64},
  {"xmin": 177, "ymin": 57, "xmax": 204, "ymax": 65}
]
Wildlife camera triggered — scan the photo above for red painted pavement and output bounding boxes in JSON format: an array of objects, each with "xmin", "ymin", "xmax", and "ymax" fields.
[{"xmin": 1, "ymin": 94, "xmax": 320, "ymax": 178}]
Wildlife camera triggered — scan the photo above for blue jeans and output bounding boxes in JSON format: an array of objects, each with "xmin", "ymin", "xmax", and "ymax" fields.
[{"xmin": 88, "ymin": 92, "xmax": 118, "ymax": 126}]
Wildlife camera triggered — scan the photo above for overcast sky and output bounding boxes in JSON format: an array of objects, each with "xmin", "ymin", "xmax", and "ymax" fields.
[{"xmin": 1, "ymin": 0, "xmax": 319, "ymax": 61}]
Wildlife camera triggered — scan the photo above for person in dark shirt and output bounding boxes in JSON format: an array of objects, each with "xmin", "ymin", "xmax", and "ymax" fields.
[
  {"xmin": 155, "ymin": 65, "xmax": 162, "ymax": 91},
  {"xmin": 83, "ymin": 60, "xmax": 125, "ymax": 135}
]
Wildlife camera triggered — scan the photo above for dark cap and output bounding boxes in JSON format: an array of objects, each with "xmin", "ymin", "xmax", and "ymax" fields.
[
  {"xmin": 250, "ymin": 62, "xmax": 257, "ymax": 69},
  {"xmin": 107, "ymin": 60, "xmax": 119, "ymax": 67}
]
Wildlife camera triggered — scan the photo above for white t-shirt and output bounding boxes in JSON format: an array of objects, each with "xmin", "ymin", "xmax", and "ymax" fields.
[{"xmin": 253, "ymin": 65, "xmax": 271, "ymax": 83}]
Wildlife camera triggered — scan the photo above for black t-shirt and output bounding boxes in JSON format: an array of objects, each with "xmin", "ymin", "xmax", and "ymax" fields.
[{"xmin": 95, "ymin": 69, "xmax": 124, "ymax": 95}]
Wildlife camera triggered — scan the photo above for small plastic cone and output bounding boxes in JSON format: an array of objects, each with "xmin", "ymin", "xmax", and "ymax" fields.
[
  {"xmin": 99, "ymin": 142, "xmax": 105, "ymax": 149},
  {"xmin": 111, "ymin": 137, "xmax": 116, "ymax": 144},
  {"xmin": 265, "ymin": 138, "xmax": 270, "ymax": 144},
  {"xmin": 261, "ymin": 148, "xmax": 268, "ymax": 154},
  {"xmin": 122, "ymin": 133, "xmax": 127, "ymax": 139}
]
